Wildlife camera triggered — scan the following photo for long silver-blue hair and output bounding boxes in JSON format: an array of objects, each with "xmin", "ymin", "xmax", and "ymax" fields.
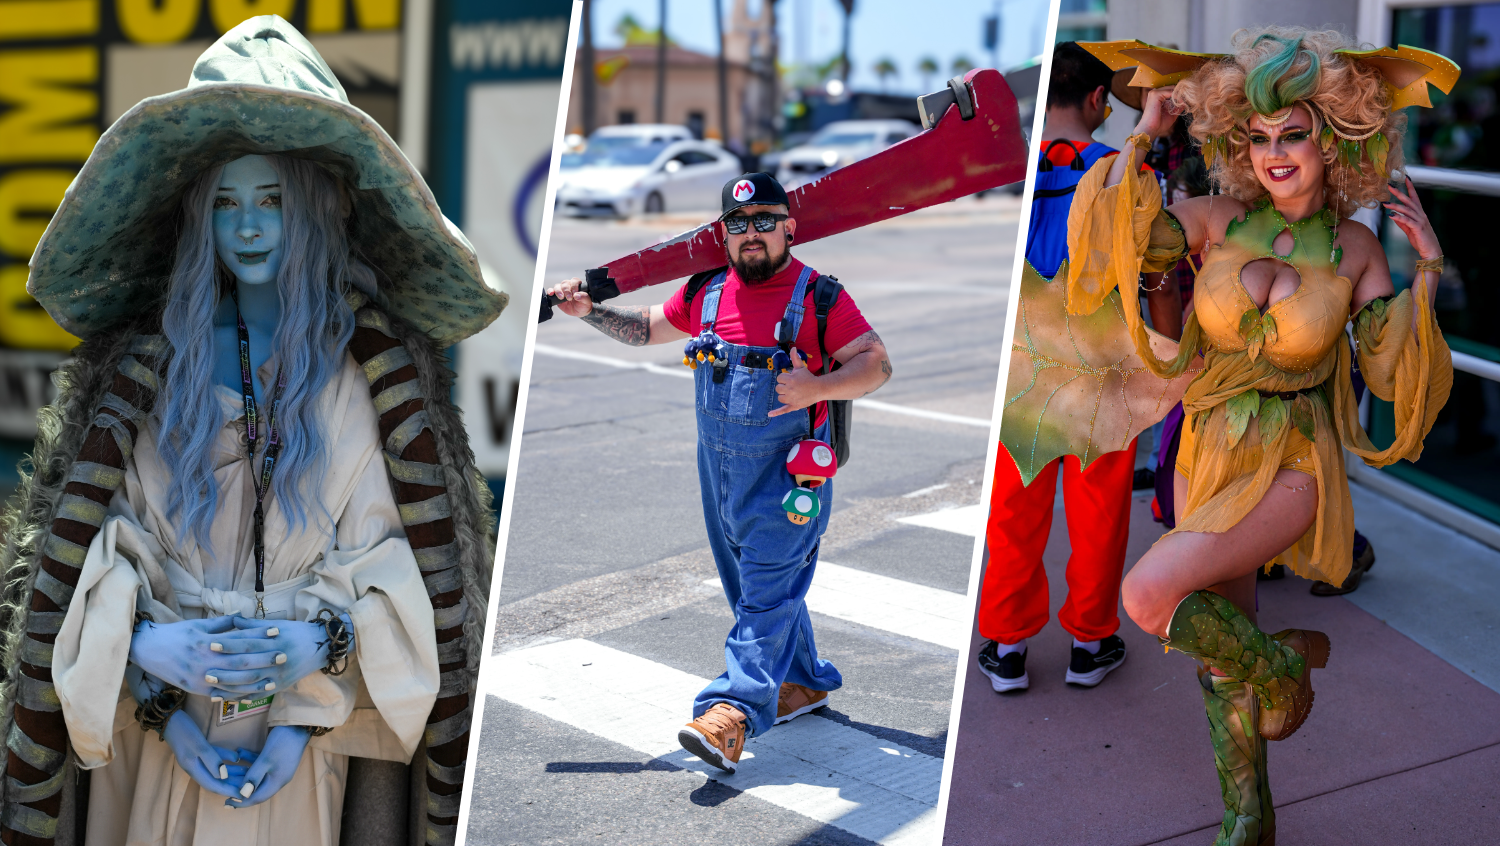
[{"xmin": 157, "ymin": 155, "xmax": 375, "ymax": 553}]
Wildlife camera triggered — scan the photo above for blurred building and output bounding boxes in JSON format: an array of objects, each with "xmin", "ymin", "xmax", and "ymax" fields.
[
  {"xmin": 569, "ymin": 0, "xmax": 778, "ymax": 154},
  {"xmin": 1073, "ymin": 0, "xmax": 1500, "ymax": 545},
  {"xmin": 567, "ymin": 45, "xmax": 755, "ymax": 141}
]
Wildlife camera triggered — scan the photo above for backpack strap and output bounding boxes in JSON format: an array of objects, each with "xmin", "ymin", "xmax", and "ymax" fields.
[
  {"xmin": 813, "ymin": 274, "xmax": 845, "ymax": 376},
  {"xmin": 684, "ymin": 265, "xmax": 726, "ymax": 314}
]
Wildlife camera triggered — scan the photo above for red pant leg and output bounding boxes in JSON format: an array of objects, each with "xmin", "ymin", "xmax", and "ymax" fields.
[
  {"xmin": 1056, "ymin": 440, "xmax": 1137, "ymax": 642},
  {"xmin": 976, "ymin": 445, "xmax": 1060, "ymax": 643}
]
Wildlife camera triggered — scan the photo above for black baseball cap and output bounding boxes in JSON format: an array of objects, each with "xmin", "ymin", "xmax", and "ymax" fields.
[{"xmin": 720, "ymin": 172, "xmax": 790, "ymax": 220}]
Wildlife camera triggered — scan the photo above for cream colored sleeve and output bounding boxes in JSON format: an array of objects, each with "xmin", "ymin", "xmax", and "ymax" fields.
[
  {"xmin": 52, "ymin": 496, "xmax": 174, "ymax": 769},
  {"xmin": 272, "ymin": 447, "xmax": 438, "ymax": 761}
]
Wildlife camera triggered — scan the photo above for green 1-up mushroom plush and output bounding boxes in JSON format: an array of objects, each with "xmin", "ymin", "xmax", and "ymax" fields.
[{"xmin": 782, "ymin": 487, "xmax": 821, "ymax": 525}]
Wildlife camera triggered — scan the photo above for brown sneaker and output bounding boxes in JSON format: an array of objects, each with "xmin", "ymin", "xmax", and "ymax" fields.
[
  {"xmin": 678, "ymin": 703, "xmax": 747, "ymax": 773},
  {"xmin": 775, "ymin": 682, "xmax": 829, "ymax": 725}
]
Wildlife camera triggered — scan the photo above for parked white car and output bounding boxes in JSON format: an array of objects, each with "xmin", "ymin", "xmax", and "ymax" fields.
[
  {"xmin": 775, "ymin": 119, "xmax": 919, "ymax": 190},
  {"xmin": 556, "ymin": 129, "xmax": 739, "ymax": 218}
]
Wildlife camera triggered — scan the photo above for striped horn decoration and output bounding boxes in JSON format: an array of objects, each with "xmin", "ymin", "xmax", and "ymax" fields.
[
  {"xmin": 0, "ymin": 330, "xmax": 168, "ymax": 846},
  {"xmin": 347, "ymin": 302, "xmax": 492, "ymax": 846}
]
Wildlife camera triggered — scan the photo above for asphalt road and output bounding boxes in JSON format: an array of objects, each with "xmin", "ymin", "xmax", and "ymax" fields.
[{"xmin": 465, "ymin": 196, "xmax": 1019, "ymax": 846}]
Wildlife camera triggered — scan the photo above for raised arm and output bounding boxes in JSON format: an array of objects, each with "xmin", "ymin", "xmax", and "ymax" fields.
[{"xmin": 544, "ymin": 277, "xmax": 688, "ymax": 346}]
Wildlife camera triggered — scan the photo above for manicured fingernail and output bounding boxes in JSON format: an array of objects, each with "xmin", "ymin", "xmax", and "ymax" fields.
[
  {"xmin": 205, "ymin": 674, "xmax": 218, "ymax": 684},
  {"xmin": 210, "ymin": 643, "xmax": 223, "ymax": 652},
  {"xmin": 275, "ymin": 653, "xmax": 287, "ymax": 665},
  {"xmin": 240, "ymin": 783, "xmax": 254, "ymax": 798},
  {"xmin": 264, "ymin": 682, "xmax": 276, "ymax": 691},
  {"xmin": 266, "ymin": 627, "xmax": 279, "ymax": 637},
  {"xmin": 219, "ymin": 765, "xmax": 228, "ymax": 779}
]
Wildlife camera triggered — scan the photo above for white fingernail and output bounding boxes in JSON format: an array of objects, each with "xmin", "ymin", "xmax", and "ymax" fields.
[
  {"xmin": 264, "ymin": 682, "xmax": 275, "ymax": 691},
  {"xmin": 219, "ymin": 765, "xmax": 228, "ymax": 779},
  {"xmin": 275, "ymin": 653, "xmax": 286, "ymax": 665},
  {"xmin": 205, "ymin": 674, "xmax": 218, "ymax": 684},
  {"xmin": 210, "ymin": 642, "xmax": 223, "ymax": 652},
  {"xmin": 266, "ymin": 627, "xmax": 279, "ymax": 637},
  {"xmin": 240, "ymin": 783, "xmax": 254, "ymax": 798}
]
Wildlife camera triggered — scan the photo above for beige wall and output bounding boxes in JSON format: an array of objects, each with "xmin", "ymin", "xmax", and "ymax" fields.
[{"xmin": 567, "ymin": 48, "xmax": 754, "ymax": 146}]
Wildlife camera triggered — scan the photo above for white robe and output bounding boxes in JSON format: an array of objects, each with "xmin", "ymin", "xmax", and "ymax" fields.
[{"xmin": 51, "ymin": 352, "xmax": 439, "ymax": 846}]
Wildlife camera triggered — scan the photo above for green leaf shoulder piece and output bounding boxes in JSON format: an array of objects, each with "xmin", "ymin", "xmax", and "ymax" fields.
[{"xmin": 1001, "ymin": 262, "xmax": 1201, "ymax": 485}]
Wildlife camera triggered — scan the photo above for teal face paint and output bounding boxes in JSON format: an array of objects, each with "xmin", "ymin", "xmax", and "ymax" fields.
[{"xmin": 213, "ymin": 155, "xmax": 284, "ymax": 286}]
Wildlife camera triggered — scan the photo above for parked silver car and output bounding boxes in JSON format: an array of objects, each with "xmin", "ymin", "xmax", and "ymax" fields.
[
  {"xmin": 556, "ymin": 131, "xmax": 741, "ymax": 218},
  {"xmin": 775, "ymin": 119, "xmax": 919, "ymax": 190}
]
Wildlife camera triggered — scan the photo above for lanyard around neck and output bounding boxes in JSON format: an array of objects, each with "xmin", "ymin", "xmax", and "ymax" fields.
[{"xmin": 232, "ymin": 288, "xmax": 284, "ymax": 617}]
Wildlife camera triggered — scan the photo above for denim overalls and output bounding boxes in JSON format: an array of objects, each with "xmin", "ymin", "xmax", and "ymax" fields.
[{"xmin": 690, "ymin": 266, "xmax": 843, "ymax": 737}]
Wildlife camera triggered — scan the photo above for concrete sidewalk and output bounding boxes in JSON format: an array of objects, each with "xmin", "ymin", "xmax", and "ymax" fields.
[{"xmin": 942, "ymin": 481, "xmax": 1500, "ymax": 846}]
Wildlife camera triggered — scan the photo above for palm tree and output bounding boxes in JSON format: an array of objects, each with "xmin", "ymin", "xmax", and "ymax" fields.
[
  {"xmin": 918, "ymin": 56, "xmax": 939, "ymax": 92},
  {"xmin": 951, "ymin": 55, "xmax": 974, "ymax": 77},
  {"xmin": 874, "ymin": 57, "xmax": 898, "ymax": 92}
]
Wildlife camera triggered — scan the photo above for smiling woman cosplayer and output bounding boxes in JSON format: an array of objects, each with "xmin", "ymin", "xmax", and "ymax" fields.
[
  {"xmin": 0, "ymin": 18, "xmax": 502, "ymax": 846},
  {"xmin": 1027, "ymin": 29, "xmax": 1458, "ymax": 844}
]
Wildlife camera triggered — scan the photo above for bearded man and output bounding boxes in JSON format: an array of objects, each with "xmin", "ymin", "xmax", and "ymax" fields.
[{"xmin": 546, "ymin": 172, "xmax": 892, "ymax": 771}]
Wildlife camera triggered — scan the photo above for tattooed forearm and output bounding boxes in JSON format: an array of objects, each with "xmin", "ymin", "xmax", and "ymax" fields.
[
  {"xmin": 580, "ymin": 303, "xmax": 652, "ymax": 346},
  {"xmin": 861, "ymin": 360, "xmax": 892, "ymax": 396}
]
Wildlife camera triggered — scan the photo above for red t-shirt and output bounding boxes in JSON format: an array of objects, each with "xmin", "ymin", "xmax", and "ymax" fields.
[{"xmin": 664, "ymin": 257, "xmax": 873, "ymax": 426}]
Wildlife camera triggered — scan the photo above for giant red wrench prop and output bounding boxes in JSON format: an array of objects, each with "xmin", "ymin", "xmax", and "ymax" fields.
[{"xmin": 539, "ymin": 68, "xmax": 1029, "ymax": 320}]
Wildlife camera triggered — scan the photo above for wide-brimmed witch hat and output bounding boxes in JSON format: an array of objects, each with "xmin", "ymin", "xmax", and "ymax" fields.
[{"xmin": 28, "ymin": 15, "xmax": 505, "ymax": 347}]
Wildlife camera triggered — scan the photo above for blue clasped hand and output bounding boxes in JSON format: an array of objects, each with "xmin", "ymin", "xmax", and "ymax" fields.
[
  {"xmin": 203, "ymin": 613, "xmax": 356, "ymax": 700},
  {"xmin": 129, "ymin": 616, "xmax": 282, "ymax": 698},
  {"xmin": 224, "ymin": 726, "xmax": 311, "ymax": 809},
  {"xmin": 124, "ymin": 665, "xmax": 249, "ymax": 798}
]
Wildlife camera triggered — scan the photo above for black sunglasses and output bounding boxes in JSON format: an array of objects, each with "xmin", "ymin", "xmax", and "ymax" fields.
[{"xmin": 723, "ymin": 212, "xmax": 789, "ymax": 235}]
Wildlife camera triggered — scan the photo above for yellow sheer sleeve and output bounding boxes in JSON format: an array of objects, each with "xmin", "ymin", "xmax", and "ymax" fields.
[
  {"xmin": 1334, "ymin": 280, "xmax": 1453, "ymax": 466},
  {"xmin": 1063, "ymin": 139, "xmax": 1198, "ymax": 379}
]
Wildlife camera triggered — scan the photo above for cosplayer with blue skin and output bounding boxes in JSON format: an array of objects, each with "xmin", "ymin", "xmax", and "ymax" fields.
[
  {"xmin": 0, "ymin": 17, "xmax": 502, "ymax": 846},
  {"xmin": 123, "ymin": 155, "xmax": 359, "ymax": 808}
]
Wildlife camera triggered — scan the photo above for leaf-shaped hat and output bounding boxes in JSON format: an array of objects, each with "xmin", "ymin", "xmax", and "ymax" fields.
[
  {"xmin": 1079, "ymin": 40, "xmax": 1460, "ymax": 113},
  {"xmin": 1080, "ymin": 38, "xmax": 1459, "ymax": 178},
  {"xmin": 27, "ymin": 15, "xmax": 506, "ymax": 347}
]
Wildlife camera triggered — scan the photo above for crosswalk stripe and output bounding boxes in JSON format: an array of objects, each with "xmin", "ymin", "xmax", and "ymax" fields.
[
  {"xmin": 484, "ymin": 639, "xmax": 941, "ymax": 845},
  {"xmin": 534, "ymin": 343, "xmax": 992, "ymax": 428},
  {"xmin": 706, "ymin": 561, "xmax": 968, "ymax": 650},
  {"xmin": 896, "ymin": 503, "xmax": 986, "ymax": 538}
]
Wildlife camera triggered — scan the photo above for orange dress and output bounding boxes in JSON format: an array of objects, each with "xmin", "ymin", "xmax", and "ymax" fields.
[{"xmin": 1058, "ymin": 144, "xmax": 1452, "ymax": 584}]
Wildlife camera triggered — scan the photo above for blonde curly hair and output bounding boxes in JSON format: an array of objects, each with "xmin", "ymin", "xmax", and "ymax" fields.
[{"xmin": 1172, "ymin": 27, "xmax": 1405, "ymax": 218}]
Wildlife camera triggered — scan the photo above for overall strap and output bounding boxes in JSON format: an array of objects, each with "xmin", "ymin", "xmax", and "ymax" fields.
[
  {"xmin": 699, "ymin": 270, "xmax": 730, "ymax": 331},
  {"xmin": 775, "ymin": 265, "xmax": 817, "ymax": 350}
]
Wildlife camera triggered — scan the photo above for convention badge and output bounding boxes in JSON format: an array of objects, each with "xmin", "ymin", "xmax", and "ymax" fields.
[{"xmin": 218, "ymin": 694, "xmax": 274, "ymax": 726}]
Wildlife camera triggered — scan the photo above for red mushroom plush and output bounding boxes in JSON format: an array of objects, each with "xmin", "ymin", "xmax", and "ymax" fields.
[{"xmin": 786, "ymin": 439, "xmax": 837, "ymax": 488}]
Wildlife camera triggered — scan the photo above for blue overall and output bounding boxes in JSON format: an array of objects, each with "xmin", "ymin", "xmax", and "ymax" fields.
[{"xmin": 690, "ymin": 266, "xmax": 843, "ymax": 738}]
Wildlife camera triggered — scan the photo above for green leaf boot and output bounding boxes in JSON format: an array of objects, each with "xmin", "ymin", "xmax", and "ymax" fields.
[
  {"xmin": 1164, "ymin": 591, "xmax": 1330, "ymax": 741},
  {"xmin": 1200, "ymin": 665, "xmax": 1275, "ymax": 845}
]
